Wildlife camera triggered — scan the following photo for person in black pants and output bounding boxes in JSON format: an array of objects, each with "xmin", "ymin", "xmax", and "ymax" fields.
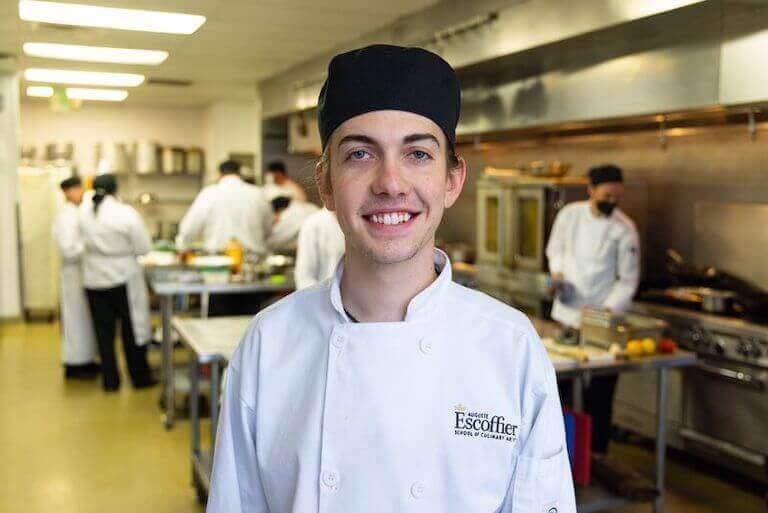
[
  {"xmin": 79, "ymin": 174, "xmax": 156, "ymax": 392},
  {"xmin": 85, "ymin": 286, "xmax": 153, "ymax": 391}
]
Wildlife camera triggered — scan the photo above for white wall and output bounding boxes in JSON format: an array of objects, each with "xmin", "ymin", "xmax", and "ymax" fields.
[
  {"xmin": 203, "ymin": 96, "xmax": 262, "ymax": 184},
  {"xmin": 20, "ymin": 100, "xmax": 207, "ymax": 173},
  {"xmin": 0, "ymin": 73, "xmax": 22, "ymax": 319}
]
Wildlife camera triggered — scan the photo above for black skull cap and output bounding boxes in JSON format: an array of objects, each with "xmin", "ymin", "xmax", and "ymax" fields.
[
  {"xmin": 589, "ymin": 164, "xmax": 624, "ymax": 186},
  {"xmin": 317, "ymin": 44, "xmax": 461, "ymax": 151}
]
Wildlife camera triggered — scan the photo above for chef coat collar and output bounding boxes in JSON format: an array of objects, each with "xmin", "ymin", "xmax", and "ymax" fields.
[{"xmin": 330, "ymin": 248, "xmax": 453, "ymax": 323}]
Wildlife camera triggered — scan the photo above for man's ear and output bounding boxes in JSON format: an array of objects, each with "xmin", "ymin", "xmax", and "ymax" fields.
[
  {"xmin": 314, "ymin": 161, "xmax": 336, "ymax": 211},
  {"xmin": 444, "ymin": 156, "xmax": 467, "ymax": 209}
]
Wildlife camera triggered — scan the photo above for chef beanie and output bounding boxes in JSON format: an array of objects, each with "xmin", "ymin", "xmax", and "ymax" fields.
[
  {"xmin": 317, "ymin": 44, "xmax": 461, "ymax": 151},
  {"xmin": 589, "ymin": 165, "xmax": 624, "ymax": 186}
]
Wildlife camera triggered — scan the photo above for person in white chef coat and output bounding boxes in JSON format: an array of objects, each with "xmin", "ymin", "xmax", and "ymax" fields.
[
  {"xmin": 546, "ymin": 164, "xmax": 640, "ymax": 453},
  {"xmin": 80, "ymin": 174, "xmax": 155, "ymax": 392},
  {"xmin": 207, "ymin": 44, "xmax": 575, "ymax": 513},
  {"xmin": 176, "ymin": 159, "xmax": 272, "ymax": 255},
  {"xmin": 294, "ymin": 207, "xmax": 345, "ymax": 289},
  {"xmin": 53, "ymin": 176, "xmax": 99, "ymax": 380},
  {"xmin": 263, "ymin": 160, "xmax": 308, "ymax": 203},
  {"xmin": 265, "ymin": 195, "xmax": 319, "ymax": 252},
  {"xmin": 177, "ymin": 159, "xmax": 273, "ymax": 315}
]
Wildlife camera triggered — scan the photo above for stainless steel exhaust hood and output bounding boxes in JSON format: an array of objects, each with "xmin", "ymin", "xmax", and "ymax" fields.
[{"xmin": 262, "ymin": 0, "xmax": 768, "ymax": 140}]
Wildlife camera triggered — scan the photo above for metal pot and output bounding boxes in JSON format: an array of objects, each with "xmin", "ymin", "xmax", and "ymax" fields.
[{"xmin": 699, "ymin": 288, "xmax": 736, "ymax": 313}]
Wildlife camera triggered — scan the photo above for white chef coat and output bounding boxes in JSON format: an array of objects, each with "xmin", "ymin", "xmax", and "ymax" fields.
[
  {"xmin": 207, "ymin": 249, "xmax": 575, "ymax": 513},
  {"xmin": 79, "ymin": 195, "xmax": 153, "ymax": 345},
  {"xmin": 546, "ymin": 201, "xmax": 640, "ymax": 328},
  {"xmin": 266, "ymin": 201, "xmax": 319, "ymax": 252},
  {"xmin": 52, "ymin": 202, "xmax": 98, "ymax": 365},
  {"xmin": 177, "ymin": 175, "xmax": 273, "ymax": 254},
  {"xmin": 294, "ymin": 208, "xmax": 345, "ymax": 290}
]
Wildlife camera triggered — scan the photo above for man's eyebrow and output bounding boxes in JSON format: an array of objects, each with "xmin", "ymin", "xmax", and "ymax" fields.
[
  {"xmin": 403, "ymin": 133, "xmax": 440, "ymax": 146},
  {"xmin": 337, "ymin": 134, "xmax": 378, "ymax": 147}
]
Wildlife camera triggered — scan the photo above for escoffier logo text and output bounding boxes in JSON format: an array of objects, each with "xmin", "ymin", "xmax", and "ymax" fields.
[{"xmin": 453, "ymin": 404, "xmax": 518, "ymax": 443}]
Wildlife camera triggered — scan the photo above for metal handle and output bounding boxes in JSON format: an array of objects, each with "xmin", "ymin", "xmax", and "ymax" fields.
[
  {"xmin": 680, "ymin": 428, "xmax": 766, "ymax": 467},
  {"xmin": 696, "ymin": 362, "xmax": 765, "ymax": 391}
]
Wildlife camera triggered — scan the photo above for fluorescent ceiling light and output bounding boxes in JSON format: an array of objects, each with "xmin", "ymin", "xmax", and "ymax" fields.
[
  {"xmin": 66, "ymin": 88, "xmax": 128, "ymax": 101},
  {"xmin": 25, "ymin": 85, "xmax": 128, "ymax": 101},
  {"xmin": 25, "ymin": 68, "xmax": 145, "ymax": 87},
  {"xmin": 23, "ymin": 42, "xmax": 168, "ymax": 65},
  {"xmin": 26, "ymin": 85, "xmax": 53, "ymax": 97},
  {"xmin": 18, "ymin": 1, "xmax": 206, "ymax": 34}
]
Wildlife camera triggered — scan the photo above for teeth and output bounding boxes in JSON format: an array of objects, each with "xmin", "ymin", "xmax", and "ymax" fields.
[{"xmin": 370, "ymin": 212, "xmax": 412, "ymax": 225}]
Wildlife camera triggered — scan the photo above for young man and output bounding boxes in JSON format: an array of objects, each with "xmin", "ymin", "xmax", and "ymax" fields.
[
  {"xmin": 546, "ymin": 164, "xmax": 640, "ymax": 453},
  {"xmin": 53, "ymin": 176, "xmax": 99, "ymax": 379},
  {"xmin": 208, "ymin": 45, "xmax": 575, "ymax": 513}
]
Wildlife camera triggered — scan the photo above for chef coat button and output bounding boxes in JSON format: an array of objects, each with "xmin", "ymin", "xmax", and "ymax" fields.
[
  {"xmin": 322, "ymin": 471, "xmax": 339, "ymax": 489},
  {"xmin": 332, "ymin": 334, "xmax": 346, "ymax": 349},
  {"xmin": 410, "ymin": 481, "xmax": 426, "ymax": 499},
  {"xmin": 419, "ymin": 338, "xmax": 433, "ymax": 355}
]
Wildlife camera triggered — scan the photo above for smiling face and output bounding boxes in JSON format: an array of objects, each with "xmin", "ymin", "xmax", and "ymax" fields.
[{"xmin": 316, "ymin": 110, "xmax": 466, "ymax": 265}]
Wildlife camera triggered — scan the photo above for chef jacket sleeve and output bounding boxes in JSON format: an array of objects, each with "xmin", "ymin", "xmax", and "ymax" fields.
[
  {"xmin": 602, "ymin": 227, "xmax": 640, "ymax": 312},
  {"xmin": 52, "ymin": 210, "xmax": 84, "ymax": 261},
  {"xmin": 501, "ymin": 331, "xmax": 576, "ymax": 513},
  {"xmin": 294, "ymin": 218, "xmax": 319, "ymax": 289},
  {"xmin": 129, "ymin": 211, "xmax": 152, "ymax": 256},
  {"xmin": 545, "ymin": 208, "xmax": 568, "ymax": 275},
  {"xmin": 207, "ymin": 334, "xmax": 269, "ymax": 512},
  {"xmin": 176, "ymin": 189, "xmax": 210, "ymax": 251}
]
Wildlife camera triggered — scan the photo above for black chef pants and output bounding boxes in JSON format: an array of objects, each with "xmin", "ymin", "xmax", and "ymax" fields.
[
  {"xmin": 559, "ymin": 374, "xmax": 619, "ymax": 454},
  {"xmin": 85, "ymin": 284, "xmax": 153, "ymax": 391}
]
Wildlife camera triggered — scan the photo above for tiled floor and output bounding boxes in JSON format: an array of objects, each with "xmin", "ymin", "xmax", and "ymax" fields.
[{"xmin": 0, "ymin": 320, "xmax": 764, "ymax": 513}]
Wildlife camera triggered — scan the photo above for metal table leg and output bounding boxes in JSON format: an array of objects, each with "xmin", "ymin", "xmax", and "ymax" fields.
[
  {"xmin": 189, "ymin": 355, "xmax": 200, "ymax": 484},
  {"xmin": 201, "ymin": 291, "xmax": 210, "ymax": 320},
  {"xmin": 572, "ymin": 374, "xmax": 585, "ymax": 413},
  {"xmin": 160, "ymin": 294, "xmax": 175, "ymax": 429},
  {"xmin": 654, "ymin": 368, "xmax": 669, "ymax": 513},
  {"xmin": 210, "ymin": 359, "xmax": 220, "ymax": 450}
]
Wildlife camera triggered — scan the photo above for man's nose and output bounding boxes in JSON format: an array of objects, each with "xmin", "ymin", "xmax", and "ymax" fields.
[{"xmin": 371, "ymin": 156, "xmax": 411, "ymax": 197}]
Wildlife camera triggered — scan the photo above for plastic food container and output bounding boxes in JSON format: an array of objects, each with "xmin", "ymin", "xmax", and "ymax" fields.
[{"xmin": 189, "ymin": 256, "xmax": 233, "ymax": 284}]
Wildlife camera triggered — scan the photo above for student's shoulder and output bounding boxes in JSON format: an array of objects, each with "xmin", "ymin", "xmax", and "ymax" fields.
[
  {"xmin": 231, "ymin": 281, "xmax": 331, "ymax": 365},
  {"xmin": 560, "ymin": 200, "xmax": 588, "ymax": 217},
  {"xmin": 446, "ymin": 282, "xmax": 537, "ymax": 337}
]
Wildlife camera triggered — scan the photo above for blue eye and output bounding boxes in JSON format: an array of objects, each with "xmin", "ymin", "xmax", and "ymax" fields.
[
  {"xmin": 411, "ymin": 150, "xmax": 431, "ymax": 160},
  {"xmin": 350, "ymin": 150, "xmax": 368, "ymax": 160}
]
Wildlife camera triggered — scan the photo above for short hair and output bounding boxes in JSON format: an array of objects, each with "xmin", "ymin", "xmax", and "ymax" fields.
[
  {"xmin": 266, "ymin": 160, "xmax": 286, "ymax": 174},
  {"xmin": 60, "ymin": 176, "xmax": 82, "ymax": 190},
  {"xmin": 270, "ymin": 196, "xmax": 292, "ymax": 213},
  {"xmin": 219, "ymin": 160, "xmax": 241, "ymax": 174},
  {"xmin": 588, "ymin": 164, "xmax": 624, "ymax": 186}
]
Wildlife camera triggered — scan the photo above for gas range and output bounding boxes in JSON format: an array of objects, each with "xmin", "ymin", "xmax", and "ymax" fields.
[{"xmin": 633, "ymin": 301, "xmax": 768, "ymax": 368}]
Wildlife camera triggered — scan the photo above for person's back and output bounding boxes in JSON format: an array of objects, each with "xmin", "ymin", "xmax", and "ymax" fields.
[
  {"xmin": 267, "ymin": 200, "xmax": 319, "ymax": 252},
  {"xmin": 177, "ymin": 161, "xmax": 272, "ymax": 254},
  {"xmin": 295, "ymin": 207, "xmax": 345, "ymax": 289},
  {"xmin": 202, "ymin": 176, "xmax": 270, "ymax": 253}
]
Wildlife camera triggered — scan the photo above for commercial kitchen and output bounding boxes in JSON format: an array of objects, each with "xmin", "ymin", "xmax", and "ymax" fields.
[{"xmin": 1, "ymin": 1, "xmax": 766, "ymax": 512}]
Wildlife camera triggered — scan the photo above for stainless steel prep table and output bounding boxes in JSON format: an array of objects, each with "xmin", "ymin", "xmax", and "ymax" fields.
[
  {"xmin": 173, "ymin": 316, "xmax": 251, "ymax": 502},
  {"xmin": 176, "ymin": 315, "xmax": 695, "ymax": 512},
  {"xmin": 147, "ymin": 266, "xmax": 293, "ymax": 429}
]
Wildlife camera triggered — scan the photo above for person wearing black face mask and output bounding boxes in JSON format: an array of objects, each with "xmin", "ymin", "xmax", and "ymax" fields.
[{"xmin": 545, "ymin": 164, "xmax": 640, "ymax": 454}]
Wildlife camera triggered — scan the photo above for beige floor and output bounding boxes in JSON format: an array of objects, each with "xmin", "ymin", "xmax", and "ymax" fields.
[{"xmin": 0, "ymin": 321, "xmax": 764, "ymax": 513}]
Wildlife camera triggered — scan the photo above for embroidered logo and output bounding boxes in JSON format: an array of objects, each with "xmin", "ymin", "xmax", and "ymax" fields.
[{"xmin": 453, "ymin": 404, "xmax": 518, "ymax": 443}]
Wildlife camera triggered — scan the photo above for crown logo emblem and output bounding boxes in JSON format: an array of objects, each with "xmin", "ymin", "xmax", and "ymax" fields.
[{"xmin": 454, "ymin": 403, "xmax": 467, "ymax": 412}]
